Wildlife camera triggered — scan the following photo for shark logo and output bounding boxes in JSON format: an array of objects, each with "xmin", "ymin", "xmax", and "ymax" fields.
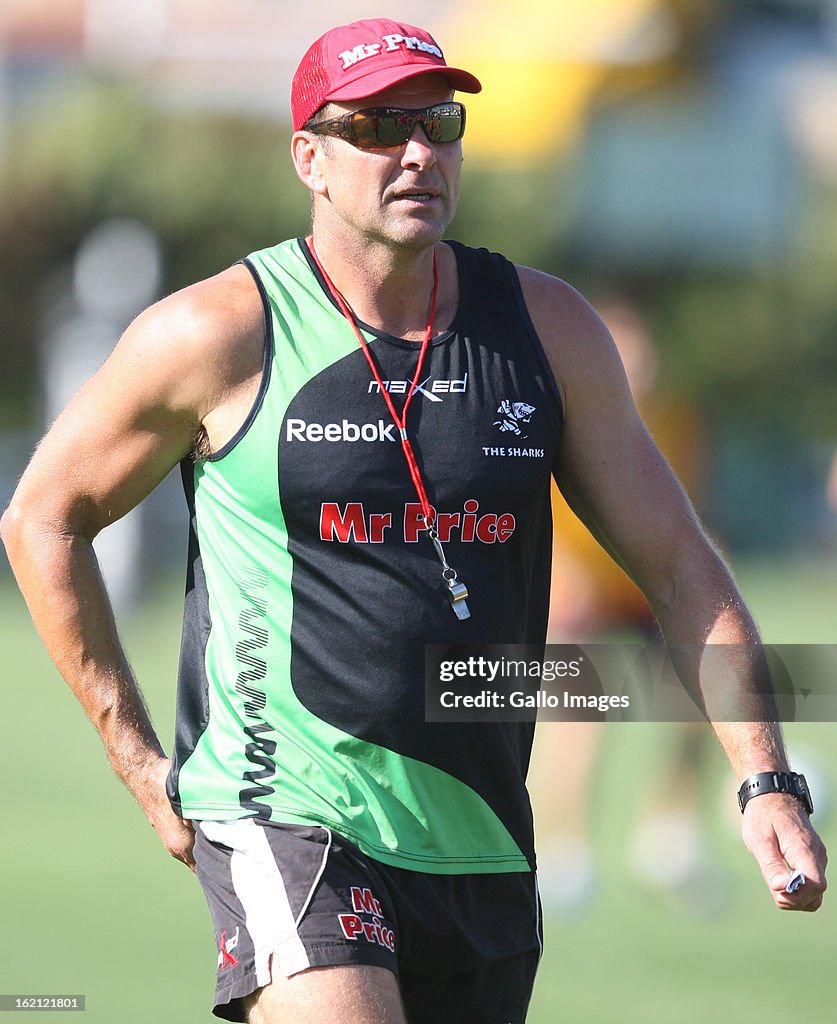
[{"xmin": 493, "ymin": 400, "xmax": 536, "ymax": 439}]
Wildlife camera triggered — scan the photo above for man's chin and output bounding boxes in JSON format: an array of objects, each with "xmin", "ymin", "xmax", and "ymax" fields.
[{"xmin": 382, "ymin": 216, "xmax": 449, "ymax": 251}]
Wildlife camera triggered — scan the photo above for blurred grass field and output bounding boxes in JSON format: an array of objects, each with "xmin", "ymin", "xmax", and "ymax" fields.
[{"xmin": 1, "ymin": 556, "xmax": 834, "ymax": 1023}]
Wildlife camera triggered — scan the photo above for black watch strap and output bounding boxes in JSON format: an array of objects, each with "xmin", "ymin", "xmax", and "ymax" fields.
[{"xmin": 737, "ymin": 771, "xmax": 813, "ymax": 815}]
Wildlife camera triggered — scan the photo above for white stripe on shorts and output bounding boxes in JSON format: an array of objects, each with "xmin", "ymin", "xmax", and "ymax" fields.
[{"xmin": 200, "ymin": 820, "xmax": 327, "ymax": 985}]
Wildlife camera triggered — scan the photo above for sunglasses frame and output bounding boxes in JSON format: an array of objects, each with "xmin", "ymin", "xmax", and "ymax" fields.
[{"xmin": 303, "ymin": 102, "xmax": 466, "ymax": 150}]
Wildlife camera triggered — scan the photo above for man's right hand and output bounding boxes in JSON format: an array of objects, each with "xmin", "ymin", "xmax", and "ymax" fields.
[{"xmin": 135, "ymin": 757, "xmax": 196, "ymax": 871}]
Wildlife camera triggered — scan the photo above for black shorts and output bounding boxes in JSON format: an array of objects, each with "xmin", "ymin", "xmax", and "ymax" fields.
[{"xmin": 194, "ymin": 819, "xmax": 542, "ymax": 1023}]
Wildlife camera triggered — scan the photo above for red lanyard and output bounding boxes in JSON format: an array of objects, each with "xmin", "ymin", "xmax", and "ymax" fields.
[
  {"xmin": 307, "ymin": 238, "xmax": 471, "ymax": 620},
  {"xmin": 308, "ymin": 238, "xmax": 438, "ymax": 527}
]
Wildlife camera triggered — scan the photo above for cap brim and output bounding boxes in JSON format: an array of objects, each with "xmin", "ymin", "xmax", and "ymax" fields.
[{"xmin": 326, "ymin": 64, "xmax": 482, "ymax": 104}]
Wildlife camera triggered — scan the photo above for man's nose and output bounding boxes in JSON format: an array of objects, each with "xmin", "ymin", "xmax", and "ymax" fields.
[{"xmin": 400, "ymin": 123, "xmax": 437, "ymax": 169}]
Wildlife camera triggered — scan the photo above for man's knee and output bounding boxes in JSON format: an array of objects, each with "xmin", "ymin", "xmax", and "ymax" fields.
[{"xmin": 245, "ymin": 963, "xmax": 407, "ymax": 1024}]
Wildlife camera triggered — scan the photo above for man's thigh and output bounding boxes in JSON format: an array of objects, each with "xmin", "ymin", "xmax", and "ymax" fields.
[
  {"xmin": 243, "ymin": 953, "xmax": 538, "ymax": 1024},
  {"xmin": 244, "ymin": 964, "xmax": 406, "ymax": 1024}
]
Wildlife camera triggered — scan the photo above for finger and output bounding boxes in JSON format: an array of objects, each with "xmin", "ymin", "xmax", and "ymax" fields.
[
  {"xmin": 775, "ymin": 848, "xmax": 827, "ymax": 895},
  {"xmin": 747, "ymin": 834, "xmax": 792, "ymax": 894},
  {"xmin": 768, "ymin": 855, "xmax": 826, "ymax": 910},
  {"xmin": 169, "ymin": 837, "xmax": 196, "ymax": 871},
  {"xmin": 748, "ymin": 842, "xmax": 821, "ymax": 908},
  {"xmin": 768, "ymin": 866, "xmax": 793, "ymax": 892},
  {"xmin": 178, "ymin": 822, "xmax": 197, "ymax": 871},
  {"xmin": 179, "ymin": 850, "xmax": 197, "ymax": 873},
  {"xmin": 773, "ymin": 887, "xmax": 823, "ymax": 912}
]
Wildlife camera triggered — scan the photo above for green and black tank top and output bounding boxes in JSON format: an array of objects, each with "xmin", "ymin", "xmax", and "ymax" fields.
[{"xmin": 167, "ymin": 238, "xmax": 563, "ymax": 874}]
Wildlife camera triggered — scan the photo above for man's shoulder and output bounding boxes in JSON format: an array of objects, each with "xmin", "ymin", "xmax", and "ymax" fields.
[
  {"xmin": 131, "ymin": 263, "xmax": 264, "ymax": 366},
  {"xmin": 514, "ymin": 264, "xmax": 610, "ymax": 345},
  {"xmin": 514, "ymin": 264, "xmax": 592, "ymax": 319},
  {"xmin": 511, "ymin": 264, "xmax": 620, "ymax": 405},
  {"xmin": 110, "ymin": 262, "xmax": 265, "ymax": 424}
]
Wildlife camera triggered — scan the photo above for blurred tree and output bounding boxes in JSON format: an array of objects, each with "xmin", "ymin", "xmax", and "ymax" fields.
[{"xmin": 652, "ymin": 264, "xmax": 837, "ymax": 443}]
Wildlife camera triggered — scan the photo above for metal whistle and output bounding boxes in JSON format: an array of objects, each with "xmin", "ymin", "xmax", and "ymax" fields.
[
  {"xmin": 445, "ymin": 575, "xmax": 471, "ymax": 621},
  {"xmin": 426, "ymin": 522, "xmax": 471, "ymax": 621}
]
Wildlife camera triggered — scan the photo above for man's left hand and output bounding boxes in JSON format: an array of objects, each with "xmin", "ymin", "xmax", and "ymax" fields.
[{"xmin": 742, "ymin": 793, "xmax": 827, "ymax": 911}]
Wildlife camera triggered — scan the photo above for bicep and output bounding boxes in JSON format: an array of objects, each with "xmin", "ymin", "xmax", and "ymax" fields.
[{"xmin": 555, "ymin": 399, "xmax": 704, "ymax": 602}]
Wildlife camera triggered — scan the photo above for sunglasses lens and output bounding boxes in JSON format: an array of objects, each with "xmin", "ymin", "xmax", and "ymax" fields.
[
  {"xmin": 349, "ymin": 105, "xmax": 464, "ymax": 148},
  {"xmin": 379, "ymin": 111, "xmax": 415, "ymax": 147},
  {"xmin": 426, "ymin": 107, "xmax": 464, "ymax": 143},
  {"xmin": 351, "ymin": 111, "xmax": 384, "ymax": 148}
]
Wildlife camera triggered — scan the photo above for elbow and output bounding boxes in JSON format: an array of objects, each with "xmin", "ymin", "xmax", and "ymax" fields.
[
  {"xmin": 0, "ymin": 498, "xmax": 36, "ymax": 572},
  {"xmin": 651, "ymin": 546, "xmax": 745, "ymax": 640},
  {"xmin": 0, "ymin": 501, "xmax": 20, "ymax": 556},
  {"xmin": 2, "ymin": 494, "xmax": 92, "ymax": 569},
  {"xmin": 1, "ymin": 496, "xmax": 48, "ymax": 564}
]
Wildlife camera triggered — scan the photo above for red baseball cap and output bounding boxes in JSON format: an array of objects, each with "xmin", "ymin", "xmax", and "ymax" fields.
[{"xmin": 291, "ymin": 18, "xmax": 482, "ymax": 131}]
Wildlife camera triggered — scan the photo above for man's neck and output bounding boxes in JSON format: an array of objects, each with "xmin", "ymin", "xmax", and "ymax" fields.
[{"xmin": 308, "ymin": 227, "xmax": 455, "ymax": 342}]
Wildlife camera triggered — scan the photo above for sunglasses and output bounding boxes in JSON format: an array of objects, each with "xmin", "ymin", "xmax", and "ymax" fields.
[{"xmin": 304, "ymin": 102, "xmax": 466, "ymax": 150}]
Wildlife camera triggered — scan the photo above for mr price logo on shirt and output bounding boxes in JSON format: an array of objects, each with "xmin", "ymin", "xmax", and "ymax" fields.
[{"xmin": 319, "ymin": 500, "xmax": 517, "ymax": 545}]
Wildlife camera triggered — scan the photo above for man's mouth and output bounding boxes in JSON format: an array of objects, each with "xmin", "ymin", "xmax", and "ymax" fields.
[{"xmin": 391, "ymin": 190, "xmax": 439, "ymax": 202}]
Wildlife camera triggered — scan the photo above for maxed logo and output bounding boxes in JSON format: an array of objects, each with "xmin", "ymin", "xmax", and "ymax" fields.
[
  {"xmin": 320, "ymin": 500, "xmax": 516, "ymax": 545},
  {"xmin": 369, "ymin": 373, "xmax": 468, "ymax": 404}
]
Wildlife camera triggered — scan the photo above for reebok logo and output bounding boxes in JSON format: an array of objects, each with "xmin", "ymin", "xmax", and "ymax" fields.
[{"xmin": 286, "ymin": 418, "xmax": 396, "ymax": 443}]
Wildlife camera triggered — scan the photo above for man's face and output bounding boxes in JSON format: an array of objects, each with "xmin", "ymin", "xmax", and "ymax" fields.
[{"xmin": 305, "ymin": 74, "xmax": 464, "ymax": 252}]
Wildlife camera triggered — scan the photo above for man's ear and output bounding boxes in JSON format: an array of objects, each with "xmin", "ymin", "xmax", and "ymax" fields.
[{"xmin": 291, "ymin": 132, "xmax": 329, "ymax": 197}]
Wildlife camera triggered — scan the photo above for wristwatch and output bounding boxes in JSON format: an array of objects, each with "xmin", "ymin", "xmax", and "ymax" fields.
[{"xmin": 737, "ymin": 771, "xmax": 813, "ymax": 815}]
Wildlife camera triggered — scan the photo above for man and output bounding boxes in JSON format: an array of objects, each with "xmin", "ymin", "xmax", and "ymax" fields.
[{"xmin": 1, "ymin": 17, "xmax": 826, "ymax": 1024}]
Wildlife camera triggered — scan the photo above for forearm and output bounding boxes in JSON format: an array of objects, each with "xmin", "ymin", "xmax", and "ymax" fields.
[
  {"xmin": 701, "ymin": 602, "xmax": 788, "ymax": 778},
  {"xmin": 638, "ymin": 540, "xmax": 825, "ymax": 909},
  {"xmin": 2, "ymin": 508, "xmax": 166, "ymax": 799},
  {"xmin": 651, "ymin": 550, "xmax": 789, "ymax": 779},
  {"xmin": 4, "ymin": 508, "xmax": 195, "ymax": 868}
]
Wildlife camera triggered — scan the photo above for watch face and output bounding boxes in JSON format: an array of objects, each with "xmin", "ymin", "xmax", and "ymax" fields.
[{"xmin": 794, "ymin": 774, "xmax": 814, "ymax": 814}]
